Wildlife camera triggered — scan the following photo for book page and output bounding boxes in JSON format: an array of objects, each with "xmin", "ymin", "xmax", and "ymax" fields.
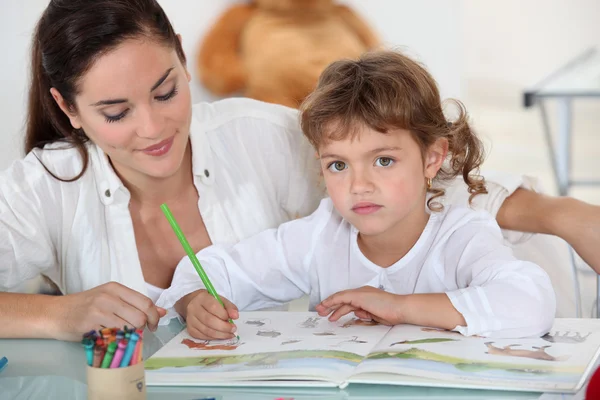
[
  {"xmin": 146, "ymin": 311, "xmax": 391, "ymax": 386},
  {"xmin": 350, "ymin": 318, "xmax": 600, "ymax": 393}
]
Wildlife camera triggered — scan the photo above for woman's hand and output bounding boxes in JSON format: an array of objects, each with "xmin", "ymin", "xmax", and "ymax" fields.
[
  {"xmin": 315, "ymin": 286, "xmax": 405, "ymax": 325},
  {"xmin": 176, "ymin": 289, "xmax": 239, "ymax": 340},
  {"xmin": 52, "ymin": 282, "xmax": 166, "ymax": 341}
]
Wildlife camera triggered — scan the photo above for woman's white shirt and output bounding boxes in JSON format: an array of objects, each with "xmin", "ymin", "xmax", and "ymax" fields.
[
  {"xmin": 0, "ymin": 98, "xmax": 322, "ymax": 295},
  {"xmin": 0, "ymin": 97, "xmax": 539, "ymax": 298}
]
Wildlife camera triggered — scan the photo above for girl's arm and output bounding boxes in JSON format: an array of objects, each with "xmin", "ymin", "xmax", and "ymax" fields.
[
  {"xmin": 318, "ymin": 288, "xmax": 466, "ymax": 330},
  {"xmin": 157, "ymin": 198, "xmax": 336, "ymax": 315},
  {"xmin": 442, "ymin": 211, "xmax": 556, "ymax": 338},
  {"xmin": 397, "ymin": 293, "xmax": 466, "ymax": 330},
  {"xmin": 318, "ymin": 210, "xmax": 555, "ymax": 338}
]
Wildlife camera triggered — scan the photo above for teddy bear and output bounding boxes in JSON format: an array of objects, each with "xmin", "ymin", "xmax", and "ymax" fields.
[{"xmin": 198, "ymin": 0, "xmax": 380, "ymax": 108}]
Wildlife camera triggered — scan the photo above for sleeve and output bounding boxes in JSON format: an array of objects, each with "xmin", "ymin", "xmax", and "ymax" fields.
[
  {"xmin": 0, "ymin": 153, "xmax": 60, "ymax": 291},
  {"xmin": 251, "ymin": 101, "xmax": 325, "ymax": 220},
  {"xmin": 441, "ymin": 171, "xmax": 543, "ymax": 245},
  {"xmin": 281, "ymin": 119, "xmax": 326, "ymax": 220},
  {"xmin": 156, "ymin": 199, "xmax": 334, "ymax": 314},
  {"xmin": 442, "ymin": 211, "xmax": 556, "ymax": 338}
]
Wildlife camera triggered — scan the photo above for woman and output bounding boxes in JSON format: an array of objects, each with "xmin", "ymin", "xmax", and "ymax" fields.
[{"xmin": 0, "ymin": 0, "xmax": 597, "ymax": 341}]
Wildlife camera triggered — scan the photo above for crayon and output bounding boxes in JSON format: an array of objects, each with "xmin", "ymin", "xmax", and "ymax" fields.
[
  {"xmin": 83, "ymin": 330, "xmax": 97, "ymax": 340},
  {"xmin": 92, "ymin": 344, "xmax": 106, "ymax": 368},
  {"xmin": 131, "ymin": 335, "xmax": 143, "ymax": 365},
  {"xmin": 120, "ymin": 332, "xmax": 139, "ymax": 367},
  {"xmin": 101, "ymin": 341, "xmax": 118, "ymax": 369},
  {"xmin": 110, "ymin": 339, "xmax": 128, "ymax": 368},
  {"xmin": 82, "ymin": 338, "xmax": 94, "ymax": 366},
  {"xmin": 100, "ymin": 328, "xmax": 112, "ymax": 342},
  {"xmin": 137, "ymin": 330, "xmax": 145, "ymax": 364}
]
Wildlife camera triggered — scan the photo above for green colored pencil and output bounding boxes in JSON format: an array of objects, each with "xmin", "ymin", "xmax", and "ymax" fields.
[{"xmin": 160, "ymin": 203, "xmax": 239, "ymax": 340}]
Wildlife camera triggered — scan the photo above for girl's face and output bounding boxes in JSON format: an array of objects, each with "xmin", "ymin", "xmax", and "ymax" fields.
[
  {"xmin": 52, "ymin": 38, "xmax": 192, "ymax": 182},
  {"xmin": 319, "ymin": 126, "xmax": 446, "ymax": 238}
]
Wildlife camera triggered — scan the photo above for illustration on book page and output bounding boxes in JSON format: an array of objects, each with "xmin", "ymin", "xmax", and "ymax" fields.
[{"xmin": 244, "ymin": 318, "xmax": 271, "ymax": 327}]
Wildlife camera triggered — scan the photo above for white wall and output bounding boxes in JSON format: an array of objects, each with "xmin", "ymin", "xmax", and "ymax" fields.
[
  {"xmin": 2, "ymin": 1, "xmax": 598, "ymax": 170},
  {"xmin": 0, "ymin": 0, "xmax": 49, "ymax": 170},
  {"xmin": 0, "ymin": 0, "xmax": 462, "ymax": 170},
  {"xmin": 463, "ymin": 0, "xmax": 600, "ymax": 89}
]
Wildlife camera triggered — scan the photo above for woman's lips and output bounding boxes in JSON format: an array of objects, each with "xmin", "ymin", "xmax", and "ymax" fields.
[{"xmin": 140, "ymin": 136, "xmax": 174, "ymax": 156}]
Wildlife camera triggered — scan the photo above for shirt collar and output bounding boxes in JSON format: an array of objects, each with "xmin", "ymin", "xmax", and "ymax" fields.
[
  {"xmin": 89, "ymin": 142, "xmax": 125, "ymax": 206},
  {"xmin": 90, "ymin": 109, "xmax": 214, "ymax": 206},
  {"xmin": 189, "ymin": 110, "xmax": 215, "ymax": 186}
]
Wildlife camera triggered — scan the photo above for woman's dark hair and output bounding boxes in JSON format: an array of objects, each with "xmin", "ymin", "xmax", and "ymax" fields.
[{"xmin": 26, "ymin": 0, "xmax": 186, "ymax": 181}]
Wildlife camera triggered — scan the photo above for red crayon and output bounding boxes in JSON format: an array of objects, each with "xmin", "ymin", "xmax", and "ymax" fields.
[{"xmin": 92, "ymin": 344, "xmax": 106, "ymax": 368}]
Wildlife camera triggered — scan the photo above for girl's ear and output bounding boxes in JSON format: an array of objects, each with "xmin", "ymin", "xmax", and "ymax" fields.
[
  {"xmin": 424, "ymin": 138, "xmax": 449, "ymax": 178},
  {"xmin": 50, "ymin": 88, "xmax": 82, "ymax": 129}
]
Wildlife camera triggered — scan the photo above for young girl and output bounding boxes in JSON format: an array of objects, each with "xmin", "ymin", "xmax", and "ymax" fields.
[{"xmin": 156, "ymin": 50, "xmax": 555, "ymax": 339}]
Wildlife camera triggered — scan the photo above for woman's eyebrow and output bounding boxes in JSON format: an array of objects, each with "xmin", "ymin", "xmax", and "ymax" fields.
[{"xmin": 89, "ymin": 67, "xmax": 175, "ymax": 106}]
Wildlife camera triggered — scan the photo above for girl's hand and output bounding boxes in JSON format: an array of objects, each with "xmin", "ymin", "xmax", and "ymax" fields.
[
  {"xmin": 178, "ymin": 290, "xmax": 239, "ymax": 340},
  {"xmin": 53, "ymin": 281, "xmax": 166, "ymax": 341},
  {"xmin": 315, "ymin": 286, "xmax": 405, "ymax": 325}
]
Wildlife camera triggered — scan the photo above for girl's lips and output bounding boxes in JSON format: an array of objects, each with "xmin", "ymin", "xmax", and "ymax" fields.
[
  {"xmin": 140, "ymin": 136, "xmax": 174, "ymax": 156},
  {"xmin": 352, "ymin": 203, "xmax": 383, "ymax": 215}
]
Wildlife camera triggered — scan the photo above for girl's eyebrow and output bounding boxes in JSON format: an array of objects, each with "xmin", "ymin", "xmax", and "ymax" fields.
[
  {"xmin": 367, "ymin": 146, "xmax": 402, "ymax": 155},
  {"xmin": 320, "ymin": 153, "xmax": 343, "ymax": 160},
  {"xmin": 320, "ymin": 147, "xmax": 402, "ymax": 160},
  {"xmin": 89, "ymin": 67, "xmax": 175, "ymax": 106}
]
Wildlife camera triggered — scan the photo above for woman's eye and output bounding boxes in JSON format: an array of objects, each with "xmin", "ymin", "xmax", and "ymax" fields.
[
  {"xmin": 105, "ymin": 110, "xmax": 128, "ymax": 123},
  {"xmin": 156, "ymin": 86, "xmax": 178, "ymax": 102},
  {"xmin": 328, "ymin": 161, "xmax": 347, "ymax": 172},
  {"xmin": 375, "ymin": 157, "xmax": 394, "ymax": 167}
]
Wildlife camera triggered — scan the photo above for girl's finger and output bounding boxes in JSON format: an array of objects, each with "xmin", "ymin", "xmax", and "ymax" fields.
[
  {"xmin": 189, "ymin": 314, "xmax": 235, "ymax": 340},
  {"xmin": 354, "ymin": 309, "xmax": 373, "ymax": 320},
  {"xmin": 197, "ymin": 305, "xmax": 238, "ymax": 334},
  {"xmin": 204, "ymin": 296, "xmax": 233, "ymax": 322},
  {"xmin": 329, "ymin": 304, "xmax": 357, "ymax": 321}
]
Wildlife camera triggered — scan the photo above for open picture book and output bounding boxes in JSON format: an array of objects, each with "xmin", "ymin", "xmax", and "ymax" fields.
[{"xmin": 145, "ymin": 312, "xmax": 600, "ymax": 393}]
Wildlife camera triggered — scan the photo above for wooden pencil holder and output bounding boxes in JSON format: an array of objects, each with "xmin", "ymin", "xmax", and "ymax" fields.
[{"xmin": 86, "ymin": 362, "xmax": 146, "ymax": 400}]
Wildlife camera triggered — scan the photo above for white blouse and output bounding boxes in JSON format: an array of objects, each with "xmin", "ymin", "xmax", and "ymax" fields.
[
  {"xmin": 158, "ymin": 198, "xmax": 556, "ymax": 338},
  {"xmin": 0, "ymin": 98, "xmax": 321, "ymax": 295},
  {"xmin": 0, "ymin": 97, "xmax": 538, "ymax": 299}
]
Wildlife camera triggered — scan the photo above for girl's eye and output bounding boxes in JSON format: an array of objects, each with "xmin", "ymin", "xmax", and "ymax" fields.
[
  {"xmin": 155, "ymin": 86, "xmax": 178, "ymax": 102},
  {"xmin": 328, "ymin": 161, "xmax": 347, "ymax": 172},
  {"xmin": 375, "ymin": 157, "xmax": 394, "ymax": 167},
  {"xmin": 105, "ymin": 110, "xmax": 128, "ymax": 123}
]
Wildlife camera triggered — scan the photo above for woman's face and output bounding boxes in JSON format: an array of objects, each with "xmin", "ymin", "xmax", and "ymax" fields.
[{"xmin": 54, "ymin": 38, "xmax": 193, "ymax": 181}]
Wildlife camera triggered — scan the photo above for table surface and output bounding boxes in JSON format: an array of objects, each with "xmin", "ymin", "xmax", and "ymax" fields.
[{"xmin": 0, "ymin": 319, "xmax": 580, "ymax": 400}]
